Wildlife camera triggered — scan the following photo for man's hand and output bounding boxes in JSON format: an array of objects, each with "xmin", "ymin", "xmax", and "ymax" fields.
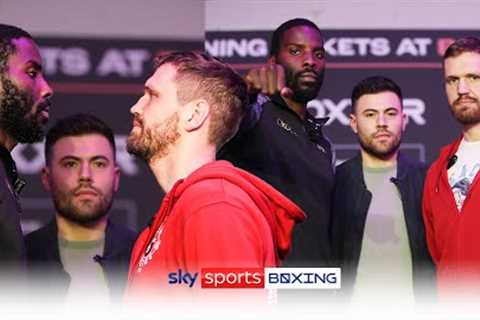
[{"xmin": 245, "ymin": 63, "xmax": 293, "ymax": 99}]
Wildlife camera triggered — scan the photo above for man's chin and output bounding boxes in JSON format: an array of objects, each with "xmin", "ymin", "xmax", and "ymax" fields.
[{"xmin": 453, "ymin": 108, "xmax": 480, "ymax": 125}]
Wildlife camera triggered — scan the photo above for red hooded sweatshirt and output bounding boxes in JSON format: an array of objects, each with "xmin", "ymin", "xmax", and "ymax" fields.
[
  {"xmin": 125, "ymin": 161, "xmax": 305, "ymax": 299},
  {"xmin": 423, "ymin": 137, "xmax": 480, "ymax": 299}
]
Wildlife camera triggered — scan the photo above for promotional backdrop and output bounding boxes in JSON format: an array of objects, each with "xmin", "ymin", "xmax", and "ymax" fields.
[{"xmin": 16, "ymin": 30, "xmax": 477, "ymax": 233}]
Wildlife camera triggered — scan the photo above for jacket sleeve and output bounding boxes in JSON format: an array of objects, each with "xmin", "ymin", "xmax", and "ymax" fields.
[
  {"xmin": 182, "ymin": 202, "xmax": 272, "ymax": 270},
  {"xmin": 422, "ymin": 171, "xmax": 439, "ymax": 265}
]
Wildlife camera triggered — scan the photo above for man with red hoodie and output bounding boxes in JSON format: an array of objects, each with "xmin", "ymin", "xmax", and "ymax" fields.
[
  {"xmin": 423, "ymin": 36, "xmax": 480, "ymax": 300},
  {"xmin": 124, "ymin": 52, "xmax": 305, "ymax": 300}
]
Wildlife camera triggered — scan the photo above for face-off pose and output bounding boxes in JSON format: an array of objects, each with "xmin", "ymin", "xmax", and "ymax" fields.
[
  {"xmin": 24, "ymin": 114, "xmax": 137, "ymax": 302},
  {"xmin": 218, "ymin": 18, "xmax": 333, "ymax": 268},
  {"xmin": 423, "ymin": 36, "xmax": 480, "ymax": 300},
  {"xmin": 331, "ymin": 76, "xmax": 435, "ymax": 304},
  {"xmin": 0, "ymin": 24, "xmax": 52, "ymax": 279},
  {"xmin": 125, "ymin": 52, "xmax": 304, "ymax": 300}
]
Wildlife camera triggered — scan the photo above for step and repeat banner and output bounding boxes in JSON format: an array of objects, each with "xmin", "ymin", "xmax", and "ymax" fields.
[{"xmin": 16, "ymin": 30, "xmax": 478, "ymax": 233}]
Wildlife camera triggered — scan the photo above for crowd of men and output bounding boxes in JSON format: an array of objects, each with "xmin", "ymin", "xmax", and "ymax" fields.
[{"xmin": 1, "ymin": 18, "xmax": 480, "ymax": 307}]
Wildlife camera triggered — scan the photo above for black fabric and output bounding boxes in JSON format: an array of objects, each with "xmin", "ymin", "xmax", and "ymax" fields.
[
  {"xmin": 330, "ymin": 153, "xmax": 436, "ymax": 299},
  {"xmin": 218, "ymin": 93, "xmax": 334, "ymax": 267},
  {"xmin": 0, "ymin": 145, "xmax": 25, "ymax": 195},
  {"xmin": 24, "ymin": 219, "xmax": 138, "ymax": 301},
  {"xmin": 0, "ymin": 152, "xmax": 26, "ymax": 287}
]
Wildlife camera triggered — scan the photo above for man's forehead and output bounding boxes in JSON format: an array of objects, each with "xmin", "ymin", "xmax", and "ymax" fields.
[
  {"xmin": 445, "ymin": 52, "xmax": 480, "ymax": 72},
  {"xmin": 357, "ymin": 92, "xmax": 402, "ymax": 110},
  {"xmin": 52, "ymin": 134, "xmax": 114, "ymax": 157},
  {"xmin": 147, "ymin": 63, "xmax": 178, "ymax": 86},
  {"xmin": 9, "ymin": 37, "xmax": 42, "ymax": 65},
  {"xmin": 281, "ymin": 26, "xmax": 323, "ymax": 45}
]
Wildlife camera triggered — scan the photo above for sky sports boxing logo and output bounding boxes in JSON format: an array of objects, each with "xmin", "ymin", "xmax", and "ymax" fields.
[{"xmin": 168, "ymin": 267, "xmax": 341, "ymax": 289}]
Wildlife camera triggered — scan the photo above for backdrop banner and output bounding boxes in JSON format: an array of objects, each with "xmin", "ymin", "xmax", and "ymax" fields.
[{"xmin": 17, "ymin": 30, "xmax": 477, "ymax": 233}]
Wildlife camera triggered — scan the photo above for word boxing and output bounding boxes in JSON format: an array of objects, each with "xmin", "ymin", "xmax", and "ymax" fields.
[{"xmin": 167, "ymin": 267, "xmax": 341, "ymax": 289}]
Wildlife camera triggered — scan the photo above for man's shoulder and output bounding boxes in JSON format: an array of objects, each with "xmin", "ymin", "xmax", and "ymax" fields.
[
  {"xmin": 24, "ymin": 221, "xmax": 55, "ymax": 243},
  {"xmin": 335, "ymin": 156, "xmax": 362, "ymax": 178},
  {"xmin": 106, "ymin": 221, "xmax": 138, "ymax": 243},
  {"xmin": 178, "ymin": 174, "xmax": 244, "ymax": 206},
  {"xmin": 24, "ymin": 221, "xmax": 57, "ymax": 260}
]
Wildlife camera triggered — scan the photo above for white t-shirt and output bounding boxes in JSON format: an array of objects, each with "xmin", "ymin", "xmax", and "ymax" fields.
[{"xmin": 448, "ymin": 138, "xmax": 480, "ymax": 211}]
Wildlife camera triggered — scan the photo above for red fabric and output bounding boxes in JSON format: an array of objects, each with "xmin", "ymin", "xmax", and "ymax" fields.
[
  {"xmin": 423, "ymin": 136, "xmax": 480, "ymax": 299},
  {"xmin": 125, "ymin": 161, "xmax": 305, "ymax": 298}
]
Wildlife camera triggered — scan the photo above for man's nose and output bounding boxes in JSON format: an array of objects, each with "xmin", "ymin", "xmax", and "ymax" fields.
[{"xmin": 458, "ymin": 78, "xmax": 470, "ymax": 95}]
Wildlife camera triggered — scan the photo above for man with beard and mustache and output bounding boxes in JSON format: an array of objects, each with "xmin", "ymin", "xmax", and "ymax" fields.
[
  {"xmin": 124, "ymin": 52, "xmax": 305, "ymax": 302},
  {"xmin": 331, "ymin": 76, "xmax": 435, "ymax": 305},
  {"xmin": 24, "ymin": 114, "xmax": 136, "ymax": 303},
  {"xmin": 218, "ymin": 18, "xmax": 333, "ymax": 269},
  {"xmin": 423, "ymin": 36, "xmax": 480, "ymax": 300},
  {"xmin": 0, "ymin": 24, "xmax": 52, "ymax": 283}
]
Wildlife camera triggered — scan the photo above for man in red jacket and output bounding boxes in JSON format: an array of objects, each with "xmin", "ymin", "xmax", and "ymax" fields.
[
  {"xmin": 423, "ymin": 36, "xmax": 480, "ymax": 300},
  {"xmin": 124, "ymin": 52, "xmax": 305, "ymax": 301}
]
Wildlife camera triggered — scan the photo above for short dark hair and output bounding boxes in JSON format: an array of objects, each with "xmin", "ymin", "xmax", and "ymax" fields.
[
  {"xmin": 444, "ymin": 36, "xmax": 480, "ymax": 60},
  {"xmin": 0, "ymin": 24, "xmax": 33, "ymax": 74},
  {"xmin": 270, "ymin": 18, "xmax": 322, "ymax": 57},
  {"xmin": 351, "ymin": 76, "xmax": 403, "ymax": 113},
  {"xmin": 154, "ymin": 51, "xmax": 248, "ymax": 148},
  {"xmin": 45, "ymin": 114, "xmax": 116, "ymax": 165}
]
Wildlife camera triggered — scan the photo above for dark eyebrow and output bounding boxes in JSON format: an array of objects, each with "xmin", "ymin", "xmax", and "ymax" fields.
[
  {"xmin": 26, "ymin": 60, "xmax": 42, "ymax": 72},
  {"xmin": 466, "ymin": 73, "xmax": 480, "ymax": 77},
  {"xmin": 59, "ymin": 155, "xmax": 110, "ymax": 162},
  {"xmin": 91, "ymin": 155, "xmax": 109, "ymax": 162},
  {"xmin": 60, "ymin": 156, "xmax": 80, "ymax": 162}
]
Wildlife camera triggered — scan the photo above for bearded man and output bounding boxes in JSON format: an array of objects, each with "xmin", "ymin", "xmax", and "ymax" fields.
[
  {"xmin": 24, "ymin": 114, "xmax": 136, "ymax": 303},
  {"xmin": 331, "ymin": 76, "xmax": 435, "ymax": 304},
  {"xmin": 124, "ymin": 52, "xmax": 305, "ymax": 302},
  {"xmin": 423, "ymin": 36, "xmax": 480, "ymax": 300},
  {"xmin": 0, "ymin": 24, "xmax": 52, "ymax": 280}
]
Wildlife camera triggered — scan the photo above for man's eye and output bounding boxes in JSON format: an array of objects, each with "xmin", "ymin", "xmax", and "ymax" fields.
[
  {"xmin": 289, "ymin": 48, "xmax": 301, "ymax": 55},
  {"xmin": 27, "ymin": 69, "xmax": 38, "ymax": 78},
  {"xmin": 62, "ymin": 161, "xmax": 77, "ymax": 168},
  {"xmin": 446, "ymin": 78, "xmax": 458, "ymax": 85},
  {"xmin": 93, "ymin": 161, "xmax": 107, "ymax": 168},
  {"xmin": 364, "ymin": 112, "xmax": 375, "ymax": 117},
  {"xmin": 467, "ymin": 74, "xmax": 480, "ymax": 81},
  {"xmin": 315, "ymin": 49, "xmax": 325, "ymax": 59}
]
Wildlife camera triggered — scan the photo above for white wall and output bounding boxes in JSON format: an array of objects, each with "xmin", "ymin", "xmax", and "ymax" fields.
[
  {"xmin": 206, "ymin": 0, "xmax": 480, "ymax": 30},
  {"xmin": 2, "ymin": 0, "xmax": 478, "ymax": 39},
  {"xmin": 0, "ymin": 0, "xmax": 204, "ymax": 39}
]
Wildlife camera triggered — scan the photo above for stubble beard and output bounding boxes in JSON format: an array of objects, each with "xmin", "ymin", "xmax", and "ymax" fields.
[
  {"xmin": 126, "ymin": 112, "xmax": 181, "ymax": 162},
  {"xmin": 358, "ymin": 131, "xmax": 402, "ymax": 160},
  {"xmin": 52, "ymin": 183, "xmax": 113, "ymax": 226}
]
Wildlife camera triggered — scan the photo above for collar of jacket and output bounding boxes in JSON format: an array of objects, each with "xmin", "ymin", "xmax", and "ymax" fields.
[
  {"xmin": 0, "ymin": 144, "xmax": 26, "ymax": 195},
  {"xmin": 38, "ymin": 219, "xmax": 129, "ymax": 261},
  {"xmin": 270, "ymin": 93, "xmax": 329, "ymax": 124},
  {"xmin": 349, "ymin": 151, "xmax": 413, "ymax": 183},
  {"xmin": 432, "ymin": 135, "xmax": 463, "ymax": 189}
]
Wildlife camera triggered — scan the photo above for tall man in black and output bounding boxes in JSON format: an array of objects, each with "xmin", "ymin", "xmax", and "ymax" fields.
[
  {"xmin": 219, "ymin": 18, "xmax": 333, "ymax": 267},
  {"xmin": 0, "ymin": 24, "xmax": 52, "ymax": 281}
]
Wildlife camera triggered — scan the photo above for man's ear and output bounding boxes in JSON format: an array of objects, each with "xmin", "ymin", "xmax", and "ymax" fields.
[
  {"xmin": 113, "ymin": 164, "xmax": 120, "ymax": 192},
  {"xmin": 350, "ymin": 113, "xmax": 359, "ymax": 134},
  {"xmin": 182, "ymin": 99, "xmax": 210, "ymax": 132},
  {"xmin": 401, "ymin": 111, "xmax": 409, "ymax": 132},
  {"xmin": 40, "ymin": 167, "xmax": 51, "ymax": 192}
]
